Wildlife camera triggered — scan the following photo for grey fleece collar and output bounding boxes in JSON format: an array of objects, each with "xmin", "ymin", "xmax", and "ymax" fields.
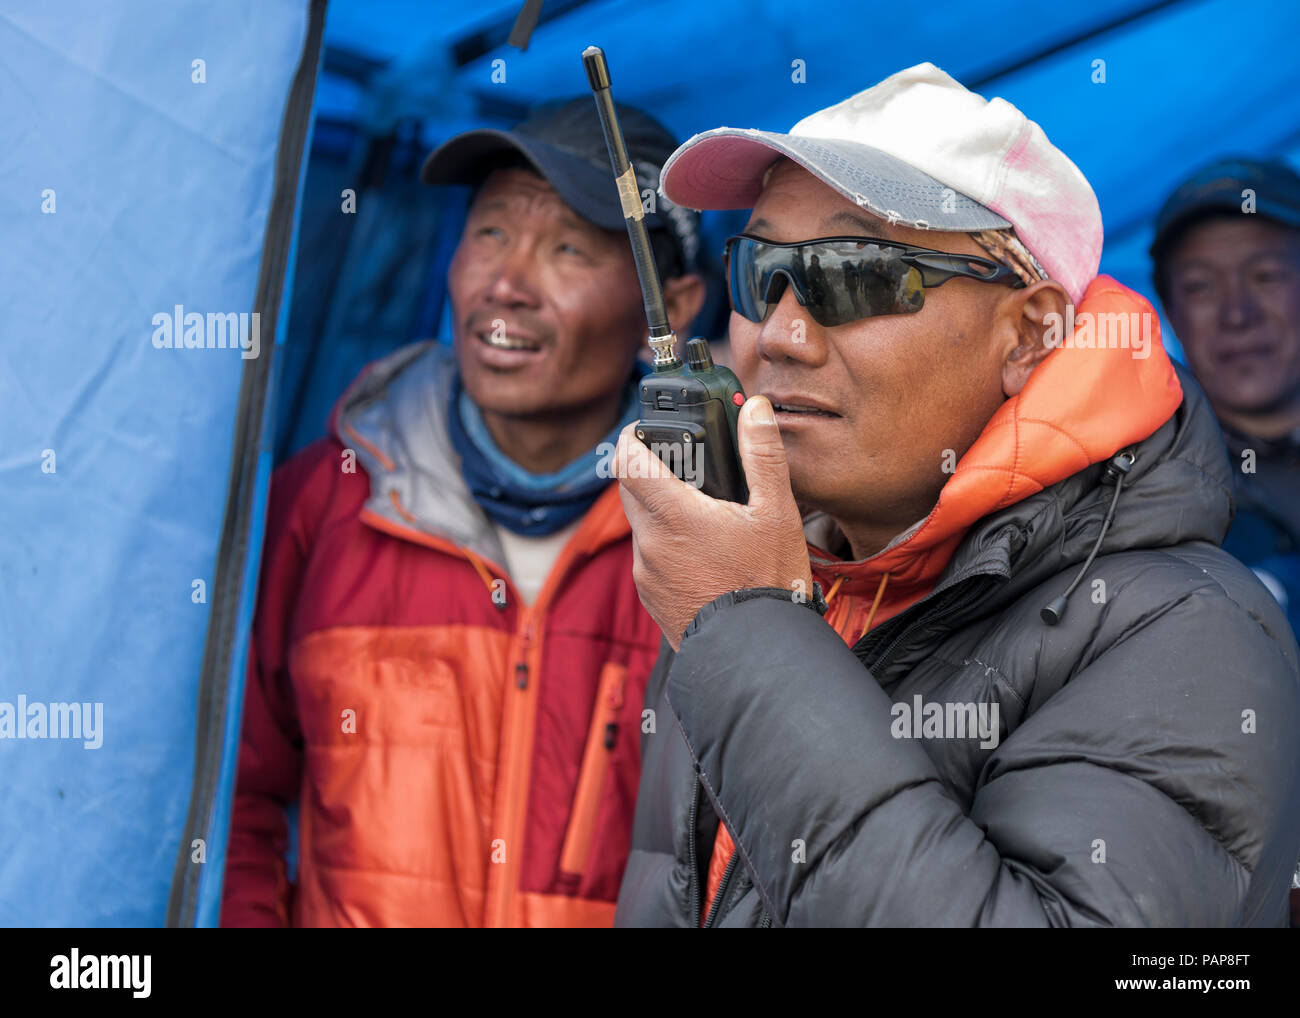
[{"xmin": 335, "ymin": 341, "xmax": 506, "ymax": 566}]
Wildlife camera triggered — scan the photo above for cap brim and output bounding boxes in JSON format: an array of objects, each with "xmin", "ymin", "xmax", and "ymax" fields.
[
  {"xmin": 420, "ymin": 128, "xmax": 629, "ymax": 231},
  {"xmin": 660, "ymin": 127, "xmax": 1011, "ymax": 232},
  {"xmin": 420, "ymin": 129, "xmax": 523, "ymax": 185},
  {"xmin": 1151, "ymin": 195, "xmax": 1300, "ymax": 255}
]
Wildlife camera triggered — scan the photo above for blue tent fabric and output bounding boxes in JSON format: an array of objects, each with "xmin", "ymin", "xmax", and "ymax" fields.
[
  {"xmin": 4, "ymin": 0, "xmax": 1300, "ymax": 928},
  {"xmin": 0, "ymin": 0, "xmax": 316, "ymax": 926},
  {"xmin": 167, "ymin": 2, "xmax": 326, "ymax": 930}
]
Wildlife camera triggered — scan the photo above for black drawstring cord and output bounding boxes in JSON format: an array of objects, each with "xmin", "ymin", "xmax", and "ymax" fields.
[{"xmin": 1040, "ymin": 451, "xmax": 1135, "ymax": 626}]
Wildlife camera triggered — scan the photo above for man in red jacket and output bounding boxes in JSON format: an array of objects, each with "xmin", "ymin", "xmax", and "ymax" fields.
[{"xmin": 219, "ymin": 98, "xmax": 704, "ymax": 927}]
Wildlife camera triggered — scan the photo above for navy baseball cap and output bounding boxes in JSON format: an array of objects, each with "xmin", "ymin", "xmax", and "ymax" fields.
[
  {"xmin": 1151, "ymin": 156, "xmax": 1300, "ymax": 257},
  {"xmin": 420, "ymin": 97, "xmax": 701, "ymax": 273}
]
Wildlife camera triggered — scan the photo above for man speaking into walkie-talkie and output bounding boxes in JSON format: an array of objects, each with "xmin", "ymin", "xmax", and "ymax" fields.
[{"xmin": 612, "ymin": 63, "xmax": 1300, "ymax": 927}]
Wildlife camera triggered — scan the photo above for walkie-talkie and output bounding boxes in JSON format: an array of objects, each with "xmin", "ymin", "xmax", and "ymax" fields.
[{"xmin": 582, "ymin": 46, "xmax": 749, "ymax": 504}]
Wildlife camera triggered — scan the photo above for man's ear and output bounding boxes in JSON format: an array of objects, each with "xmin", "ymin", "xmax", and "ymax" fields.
[
  {"xmin": 1000, "ymin": 279, "xmax": 1071, "ymax": 398},
  {"xmin": 663, "ymin": 273, "xmax": 706, "ymax": 337}
]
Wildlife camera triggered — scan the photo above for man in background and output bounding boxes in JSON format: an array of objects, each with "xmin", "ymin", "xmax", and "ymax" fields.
[
  {"xmin": 1152, "ymin": 157, "xmax": 1300, "ymax": 637},
  {"xmin": 220, "ymin": 98, "xmax": 705, "ymax": 926},
  {"xmin": 1152, "ymin": 157, "xmax": 1300, "ymax": 924}
]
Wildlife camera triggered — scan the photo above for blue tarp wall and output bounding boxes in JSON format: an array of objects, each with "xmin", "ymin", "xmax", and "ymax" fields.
[{"xmin": 1, "ymin": 0, "xmax": 315, "ymax": 926}]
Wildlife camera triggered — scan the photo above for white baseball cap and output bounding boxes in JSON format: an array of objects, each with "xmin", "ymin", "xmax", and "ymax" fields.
[{"xmin": 660, "ymin": 62, "xmax": 1103, "ymax": 304}]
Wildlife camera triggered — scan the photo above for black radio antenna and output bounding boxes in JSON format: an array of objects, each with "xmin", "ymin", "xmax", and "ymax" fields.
[{"xmin": 582, "ymin": 45, "xmax": 681, "ymax": 370}]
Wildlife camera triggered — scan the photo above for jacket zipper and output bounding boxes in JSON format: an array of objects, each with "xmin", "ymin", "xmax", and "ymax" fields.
[
  {"xmin": 558, "ymin": 662, "xmax": 627, "ymax": 876},
  {"xmin": 484, "ymin": 511, "xmax": 608, "ymax": 926},
  {"xmin": 687, "ymin": 780, "xmax": 701, "ymax": 928},
  {"xmin": 702, "ymin": 849, "xmax": 739, "ymax": 928},
  {"xmin": 867, "ymin": 576, "xmax": 995, "ymax": 674},
  {"xmin": 489, "ymin": 613, "xmax": 536, "ymax": 927}
]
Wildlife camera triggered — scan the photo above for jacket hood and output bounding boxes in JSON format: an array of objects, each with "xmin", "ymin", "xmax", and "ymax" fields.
[
  {"xmin": 806, "ymin": 275, "xmax": 1228, "ymax": 630},
  {"xmin": 328, "ymin": 341, "xmax": 632, "ymax": 571}
]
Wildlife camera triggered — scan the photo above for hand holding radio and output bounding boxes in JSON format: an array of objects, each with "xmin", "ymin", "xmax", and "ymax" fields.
[{"xmin": 613, "ymin": 394, "xmax": 812, "ymax": 651}]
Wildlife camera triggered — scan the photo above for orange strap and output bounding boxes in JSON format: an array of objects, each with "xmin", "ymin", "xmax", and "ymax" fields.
[
  {"xmin": 860, "ymin": 571, "xmax": 890, "ymax": 641},
  {"xmin": 823, "ymin": 574, "xmax": 846, "ymax": 604}
]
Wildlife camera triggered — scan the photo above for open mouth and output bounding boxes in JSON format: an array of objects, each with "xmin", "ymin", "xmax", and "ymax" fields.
[{"xmin": 476, "ymin": 329, "xmax": 543, "ymax": 352}]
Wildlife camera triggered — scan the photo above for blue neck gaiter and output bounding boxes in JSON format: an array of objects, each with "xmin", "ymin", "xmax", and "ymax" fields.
[{"xmin": 448, "ymin": 361, "xmax": 650, "ymax": 536}]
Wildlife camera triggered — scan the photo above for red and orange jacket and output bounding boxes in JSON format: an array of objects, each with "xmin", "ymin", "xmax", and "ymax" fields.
[{"xmin": 219, "ymin": 342, "xmax": 663, "ymax": 927}]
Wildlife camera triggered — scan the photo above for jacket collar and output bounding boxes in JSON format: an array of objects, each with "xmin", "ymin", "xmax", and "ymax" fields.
[{"xmin": 330, "ymin": 341, "xmax": 632, "ymax": 569}]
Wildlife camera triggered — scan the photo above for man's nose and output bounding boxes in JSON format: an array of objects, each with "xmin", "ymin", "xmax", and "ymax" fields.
[
  {"xmin": 753, "ymin": 281, "xmax": 828, "ymax": 365},
  {"xmin": 1218, "ymin": 271, "xmax": 1262, "ymax": 330},
  {"xmin": 485, "ymin": 243, "xmax": 542, "ymax": 307}
]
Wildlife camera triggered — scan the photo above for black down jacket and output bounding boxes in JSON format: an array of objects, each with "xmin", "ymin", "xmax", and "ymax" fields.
[{"xmin": 614, "ymin": 366, "xmax": 1300, "ymax": 927}]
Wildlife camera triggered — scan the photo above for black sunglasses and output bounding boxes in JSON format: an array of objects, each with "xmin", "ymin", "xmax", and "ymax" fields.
[{"xmin": 722, "ymin": 233, "xmax": 1026, "ymax": 328}]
